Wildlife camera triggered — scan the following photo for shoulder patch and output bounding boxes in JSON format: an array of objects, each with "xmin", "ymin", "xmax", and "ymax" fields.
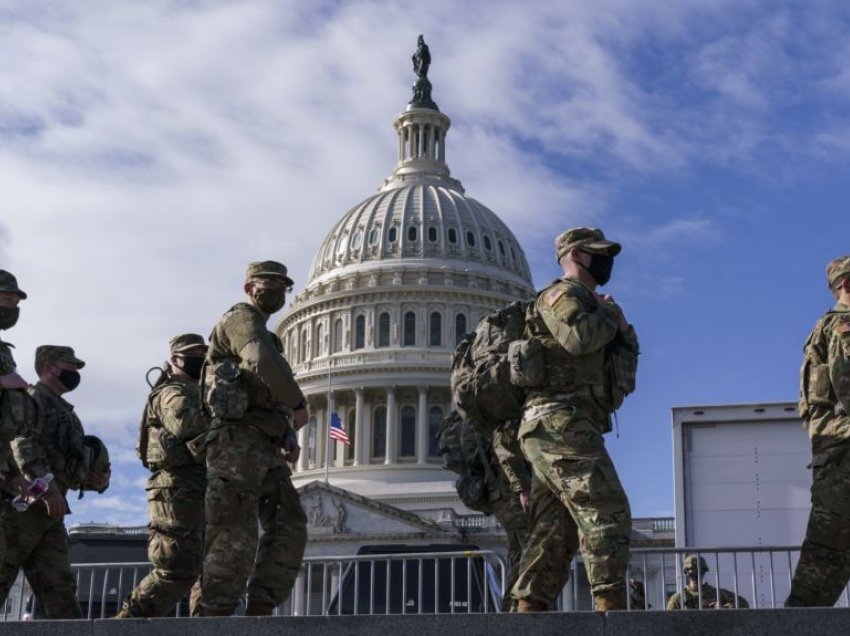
[{"xmin": 544, "ymin": 287, "xmax": 566, "ymax": 307}]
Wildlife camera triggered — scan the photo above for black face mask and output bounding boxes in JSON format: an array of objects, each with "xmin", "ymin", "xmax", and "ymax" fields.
[
  {"xmin": 582, "ymin": 253, "xmax": 614, "ymax": 287},
  {"xmin": 253, "ymin": 287, "xmax": 286, "ymax": 314},
  {"xmin": 58, "ymin": 369, "xmax": 81, "ymax": 392},
  {"xmin": 0, "ymin": 306, "xmax": 19, "ymax": 330},
  {"xmin": 179, "ymin": 356, "xmax": 204, "ymax": 380}
]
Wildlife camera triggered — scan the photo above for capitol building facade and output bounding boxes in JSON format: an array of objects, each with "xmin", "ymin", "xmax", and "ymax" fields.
[{"xmin": 278, "ymin": 62, "xmax": 534, "ymax": 517}]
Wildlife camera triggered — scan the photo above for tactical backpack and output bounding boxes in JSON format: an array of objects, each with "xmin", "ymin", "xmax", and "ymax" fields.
[
  {"xmin": 436, "ymin": 411, "xmax": 497, "ymax": 514},
  {"xmin": 593, "ymin": 328, "xmax": 640, "ymax": 413},
  {"xmin": 450, "ymin": 301, "xmax": 532, "ymax": 429}
]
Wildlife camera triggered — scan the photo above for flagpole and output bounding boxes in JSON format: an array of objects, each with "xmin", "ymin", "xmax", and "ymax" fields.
[{"xmin": 325, "ymin": 358, "xmax": 332, "ymax": 484}]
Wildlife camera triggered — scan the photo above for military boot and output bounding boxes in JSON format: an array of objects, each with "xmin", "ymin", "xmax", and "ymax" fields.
[
  {"xmin": 594, "ymin": 589, "xmax": 626, "ymax": 612},
  {"xmin": 516, "ymin": 598, "xmax": 548, "ymax": 613},
  {"xmin": 245, "ymin": 600, "xmax": 276, "ymax": 616}
]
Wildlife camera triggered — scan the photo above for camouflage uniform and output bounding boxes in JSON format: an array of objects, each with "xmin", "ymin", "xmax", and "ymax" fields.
[
  {"xmin": 0, "ymin": 270, "xmax": 30, "ymax": 545},
  {"xmin": 666, "ymin": 583, "xmax": 749, "ymax": 610},
  {"xmin": 201, "ymin": 261, "xmax": 307, "ymax": 616},
  {"xmin": 0, "ymin": 346, "xmax": 95, "ymax": 619},
  {"xmin": 511, "ymin": 228, "xmax": 634, "ymax": 611},
  {"xmin": 490, "ymin": 421, "xmax": 531, "ymax": 611},
  {"xmin": 787, "ymin": 256, "xmax": 850, "ymax": 607},
  {"xmin": 116, "ymin": 334, "xmax": 209, "ymax": 618}
]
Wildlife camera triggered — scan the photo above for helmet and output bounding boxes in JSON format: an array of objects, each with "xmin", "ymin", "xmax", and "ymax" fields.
[
  {"xmin": 83, "ymin": 435, "xmax": 111, "ymax": 492},
  {"xmin": 683, "ymin": 554, "xmax": 708, "ymax": 574}
]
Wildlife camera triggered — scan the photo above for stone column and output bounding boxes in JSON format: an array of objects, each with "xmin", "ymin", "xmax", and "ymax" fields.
[
  {"xmin": 353, "ymin": 388, "xmax": 364, "ymax": 466},
  {"xmin": 385, "ymin": 386, "xmax": 397, "ymax": 465},
  {"xmin": 417, "ymin": 386, "xmax": 428, "ymax": 464},
  {"xmin": 362, "ymin": 394, "xmax": 373, "ymax": 463},
  {"xmin": 298, "ymin": 414, "xmax": 309, "ymax": 472}
]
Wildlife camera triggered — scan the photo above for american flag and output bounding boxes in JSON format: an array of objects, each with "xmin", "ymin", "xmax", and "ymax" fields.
[{"xmin": 329, "ymin": 412, "xmax": 350, "ymax": 444}]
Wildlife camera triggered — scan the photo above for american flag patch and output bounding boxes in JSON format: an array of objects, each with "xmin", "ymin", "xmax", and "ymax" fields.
[{"xmin": 545, "ymin": 288, "xmax": 565, "ymax": 306}]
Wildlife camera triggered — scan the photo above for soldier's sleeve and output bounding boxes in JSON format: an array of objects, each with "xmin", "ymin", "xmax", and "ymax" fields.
[
  {"xmin": 537, "ymin": 285, "xmax": 620, "ymax": 355},
  {"xmin": 492, "ymin": 423, "xmax": 531, "ymax": 493},
  {"xmin": 12, "ymin": 397, "xmax": 51, "ymax": 480},
  {"xmin": 224, "ymin": 311, "xmax": 305, "ymax": 409},
  {"xmin": 829, "ymin": 315, "xmax": 850, "ymax": 414},
  {"xmin": 157, "ymin": 386, "xmax": 208, "ymax": 440},
  {"xmin": 665, "ymin": 592, "xmax": 681, "ymax": 610}
]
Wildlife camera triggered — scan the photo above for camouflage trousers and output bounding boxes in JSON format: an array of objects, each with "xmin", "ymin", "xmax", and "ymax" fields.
[
  {"xmin": 787, "ymin": 439, "xmax": 850, "ymax": 607},
  {"xmin": 512, "ymin": 406, "xmax": 631, "ymax": 604},
  {"xmin": 0, "ymin": 502, "xmax": 81, "ymax": 618},
  {"xmin": 202, "ymin": 424, "xmax": 307, "ymax": 616},
  {"xmin": 490, "ymin": 490, "xmax": 529, "ymax": 611},
  {"xmin": 118, "ymin": 478, "xmax": 205, "ymax": 617}
]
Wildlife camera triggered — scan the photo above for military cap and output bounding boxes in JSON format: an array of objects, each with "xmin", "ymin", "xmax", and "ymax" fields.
[
  {"xmin": 245, "ymin": 260, "xmax": 294, "ymax": 286},
  {"xmin": 683, "ymin": 554, "xmax": 709, "ymax": 573},
  {"xmin": 0, "ymin": 270, "xmax": 27, "ymax": 299},
  {"xmin": 827, "ymin": 255, "xmax": 850, "ymax": 289},
  {"xmin": 35, "ymin": 345, "xmax": 85, "ymax": 371},
  {"xmin": 555, "ymin": 227, "xmax": 621, "ymax": 261},
  {"xmin": 169, "ymin": 333, "xmax": 207, "ymax": 355}
]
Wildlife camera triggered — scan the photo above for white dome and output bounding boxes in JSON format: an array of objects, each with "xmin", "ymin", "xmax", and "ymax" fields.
[
  {"xmin": 278, "ymin": 60, "xmax": 534, "ymax": 514},
  {"xmin": 308, "ymin": 182, "xmax": 532, "ymax": 289}
]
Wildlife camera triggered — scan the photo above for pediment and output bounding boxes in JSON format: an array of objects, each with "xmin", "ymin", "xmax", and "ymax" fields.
[{"xmin": 298, "ymin": 480, "xmax": 457, "ymax": 540}]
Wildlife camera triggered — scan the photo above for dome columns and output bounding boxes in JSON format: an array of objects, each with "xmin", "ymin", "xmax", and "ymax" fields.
[{"xmin": 384, "ymin": 386, "xmax": 398, "ymax": 465}]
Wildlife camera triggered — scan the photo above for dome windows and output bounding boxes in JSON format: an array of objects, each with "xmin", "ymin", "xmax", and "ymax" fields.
[
  {"xmin": 407, "ymin": 226, "xmax": 417, "ymax": 242},
  {"xmin": 466, "ymin": 231, "xmax": 476, "ymax": 247},
  {"xmin": 448, "ymin": 228, "xmax": 457, "ymax": 244},
  {"xmin": 354, "ymin": 315, "xmax": 366, "ymax": 350},
  {"xmin": 377, "ymin": 312, "xmax": 390, "ymax": 348},
  {"xmin": 428, "ymin": 226, "xmax": 437, "ymax": 242},
  {"xmin": 483, "ymin": 235, "xmax": 492, "ymax": 251},
  {"xmin": 455, "ymin": 313, "xmax": 467, "ymax": 346},
  {"xmin": 388, "ymin": 227, "xmax": 398, "ymax": 243},
  {"xmin": 351, "ymin": 230, "xmax": 363, "ymax": 250},
  {"xmin": 429, "ymin": 312, "xmax": 442, "ymax": 346},
  {"xmin": 403, "ymin": 311, "xmax": 416, "ymax": 346},
  {"xmin": 400, "ymin": 406, "xmax": 416, "ymax": 458},
  {"xmin": 372, "ymin": 406, "xmax": 387, "ymax": 460},
  {"xmin": 368, "ymin": 228, "xmax": 379, "ymax": 245},
  {"xmin": 498, "ymin": 240, "xmax": 505, "ymax": 256}
]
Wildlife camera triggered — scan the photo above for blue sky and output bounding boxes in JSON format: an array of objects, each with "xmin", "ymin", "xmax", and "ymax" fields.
[{"xmin": 1, "ymin": 0, "xmax": 849, "ymax": 525}]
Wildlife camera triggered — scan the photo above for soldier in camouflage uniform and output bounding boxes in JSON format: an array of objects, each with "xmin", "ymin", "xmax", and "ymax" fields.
[
  {"xmin": 489, "ymin": 421, "xmax": 531, "ymax": 611},
  {"xmin": 667, "ymin": 555, "xmax": 749, "ymax": 609},
  {"xmin": 0, "ymin": 271, "xmax": 32, "ymax": 564},
  {"xmin": 786, "ymin": 255, "xmax": 850, "ymax": 607},
  {"xmin": 512, "ymin": 228, "xmax": 635, "ymax": 613},
  {"xmin": 115, "ymin": 334, "xmax": 210, "ymax": 618},
  {"xmin": 201, "ymin": 261, "xmax": 308, "ymax": 616},
  {"xmin": 0, "ymin": 346, "xmax": 111, "ymax": 618}
]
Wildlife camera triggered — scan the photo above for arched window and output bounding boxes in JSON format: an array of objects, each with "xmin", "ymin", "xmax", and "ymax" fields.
[
  {"xmin": 377, "ymin": 312, "xmax": 390, "ymax": 348},
  {"xmin": 407, "ymin": 226, "xmax": 417, "ymax": 241},
  {"xmin": 483, "ymin": 235, "xmax": 492, "ymax": 251},
  {"xmin": 372, "ymin": 406, "xmax": 387, "ymax": 460},
  {"xmin": 498, "ymin": 240, "xmax": 506, "ymax": 256},
  {"xmin": 455, "ymin": 313, "xmax": 467, "ymax": 346},
  {"xmin": 428, "ymin": 406, "xmax": 443, "ymax": 459},
  {"xmin": 354, "ymin": 315, "xmax": 366, "ymax": 350},
  {"xmin": 300, "ymin": 329, "xmax": 308, "ymax": 363},
  {"xmin": 466, "ymin": 231, "xmax": 476, "ymax": 247},
  {"xmin": 429, "ymin": 312, "xmax": 442, "ymax": 346},
  {"xmin": 403, "ymin": 311, "xmax": 416, "ymax": 346},
  {"xmin": 400, "ymin": 405, "xmax": 416, "ymax": 459},
  {"xmin": 428, "ymin": 226, "xmax": 437, "ymax": 242},
  {"xmin": 316, "ymin": 323, "xmax": 324, "ymax": 357},
  {"xmin": 368, "ymin": 228, "xmax": 379, "ymax": 245},
  {"xmin": 333, "ymin": 318, "xmax": 343, "ymax": 353},
  {"xmin": 388, "ymin": 227, "xmax": 398, "ymax": 243},
  {"xmin": 308, "ymin": 416, "xmax": 318, "ymax": 467},
  {"xmin": 448, "ymin": 228, "xmax": 457, "ymax": 244},
  {"xmin": 351, "ymin": 230, "xmax": 363, "ymax": 250},
  {"xmin": 347, "ymin": 410, "xmax": 356, "ymax": 461}
]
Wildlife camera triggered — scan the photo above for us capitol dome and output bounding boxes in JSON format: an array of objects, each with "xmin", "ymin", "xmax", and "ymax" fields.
[{"xmin": 278, "ymin": 39, "xmax": 534, "ymax": 516}]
